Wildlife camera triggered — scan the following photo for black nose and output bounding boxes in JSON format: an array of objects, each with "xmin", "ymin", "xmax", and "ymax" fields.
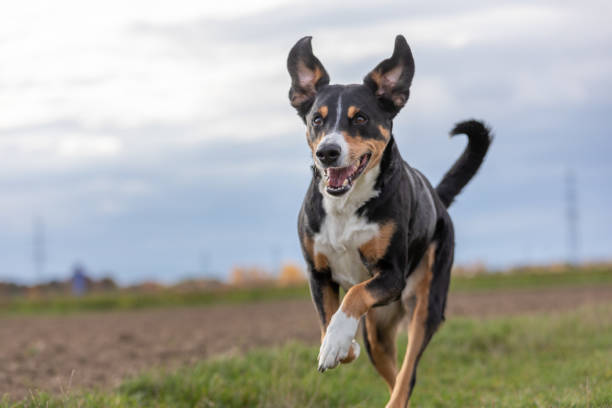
[{"xmin": 316, "ymin": 143, "xmax": 341, "ymax": 166}]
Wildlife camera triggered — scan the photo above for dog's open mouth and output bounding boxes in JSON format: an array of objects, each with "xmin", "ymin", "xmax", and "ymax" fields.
[{"xmin": 323, "ymin": 153, "xmax": 371, "ymax": 196}]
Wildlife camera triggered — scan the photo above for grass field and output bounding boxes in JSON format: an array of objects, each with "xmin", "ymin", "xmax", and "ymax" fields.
[
  {"xmin": 2, "ymin": 266, "xmax": 611, "ymax": 316},
  {"xmin": 0, "ymin": 285, "xmax": 311, "ymax": 316},
  {"xmin": 449, "ymin": 266, "xmax": 612, "ymax": 292},
  {"xmin": 6, "ymin": 304, "xmax": 612, "ymax": 408}
]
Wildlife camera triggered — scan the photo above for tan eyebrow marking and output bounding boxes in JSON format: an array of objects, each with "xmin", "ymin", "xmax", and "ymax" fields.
[
  {"xmin": 318, "ymin": 105, "xmax": 328, "ymax": 118},
  {"xmin": 347, "ymin": 105, "xmax": 360, "ymax": 119}
]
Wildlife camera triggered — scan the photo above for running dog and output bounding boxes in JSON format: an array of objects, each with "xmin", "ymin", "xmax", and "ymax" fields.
[{"xmin": 287, "ymin": 35, "xmax": 491, "ymax": 407}]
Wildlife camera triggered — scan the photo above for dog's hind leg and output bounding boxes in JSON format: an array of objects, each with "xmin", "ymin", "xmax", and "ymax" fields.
[
  {"xmin": 362, "ymin": 302, "xmax": 404, "ymax": 392},
  {"xmin": 386, "ymin": 236, "xmax": 452, "ymax": 408}
]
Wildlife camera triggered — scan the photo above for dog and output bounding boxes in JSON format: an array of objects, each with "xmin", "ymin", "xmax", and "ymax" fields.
[{"xmin": 287, "ymin": 35, "xmax": 491, "ymax": 407}]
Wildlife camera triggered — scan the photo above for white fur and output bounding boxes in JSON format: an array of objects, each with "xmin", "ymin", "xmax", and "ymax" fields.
[
  {"xmin": 311, "ymin": 98, "xmax": 383, "ymax": 370},
  {"xmin": 318, "ymin": 131, "xmax": 349, "ymax": 166},
  {"xmin": 315, "ymin": 94, "xmax": 350, "ymax": 167},
  {"xmin": 321, "ymin": 162, "xmax": 380, "ymax": 214},
  {"xmin": 318, "ymin": 309, "xmax": 360, "ymax": 371},
  {"xmin": 314, "ymin": 164, "xmax": 381, "ymax": 290},
  {"xmin": 333, "ymin": 94, "xmax": 343, "ymax": 129}
]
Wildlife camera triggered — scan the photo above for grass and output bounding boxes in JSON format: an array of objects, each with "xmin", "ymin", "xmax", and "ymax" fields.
[
  {"xmin": 449, "ymin": 266, "xmax": 612, "ymax": 292},
  {"xmin": 2, "ymin": 266, "xmax": 611, "ymax": 316},
  {"xmin": 0, "ymin": 285, "xmax": 311, "ymax": 316},
  {"xmin": 5, "ymin": 304, "xmax": 612, "ymax": 407}
]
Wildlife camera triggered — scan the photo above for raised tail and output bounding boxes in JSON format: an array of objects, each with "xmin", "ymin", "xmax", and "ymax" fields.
[{"xmin": 436, "ymin": 120, "xmax": 492, "ymax": 208}]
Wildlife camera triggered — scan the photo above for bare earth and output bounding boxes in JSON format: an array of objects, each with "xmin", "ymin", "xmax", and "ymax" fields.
[{"xmin": 2, "ymin": 285, "xmax": 612, "ymax": 400}]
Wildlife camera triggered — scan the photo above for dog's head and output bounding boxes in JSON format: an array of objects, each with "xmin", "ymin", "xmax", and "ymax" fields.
[{"xmin": 287, "ymin": 35, "xmax": 414, "ymax": 196}]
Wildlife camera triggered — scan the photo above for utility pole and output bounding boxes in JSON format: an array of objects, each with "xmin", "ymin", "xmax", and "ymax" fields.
[
  {"xmin": 33, "ymin": 216, "xmax": 45, "ymax": 281},
  {"xmin": 565, "ymin": 170, "xmax": 579, "ymax": 266}
]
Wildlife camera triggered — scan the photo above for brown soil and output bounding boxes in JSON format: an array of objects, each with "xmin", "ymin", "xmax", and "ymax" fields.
[{"xmin": 1, "ymin": 285, "xmax": 611, "ymax": 400}]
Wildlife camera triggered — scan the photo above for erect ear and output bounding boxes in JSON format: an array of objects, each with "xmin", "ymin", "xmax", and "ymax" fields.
[
  {"xmin": 287, "ymin": 36, "xmax": 330, "ymax": 119},
  {"xmin": 363, "ymin": 35, "xmax": 415, "ymax": 117}
]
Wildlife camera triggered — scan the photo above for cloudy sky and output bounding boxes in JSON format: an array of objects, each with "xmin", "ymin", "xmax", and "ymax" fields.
[{"xmin": 1, "ymin": 0, "xmax": 611, "ymax": 284}]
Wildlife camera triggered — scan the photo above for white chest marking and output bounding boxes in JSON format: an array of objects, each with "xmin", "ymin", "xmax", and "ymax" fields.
[
  {"xmin": 313, "ymin": 164, "xmax": 381, "ymax": 290},
  {"xmin": 315, "ymin": 211, "xmax": 379, "ymax": 289}
]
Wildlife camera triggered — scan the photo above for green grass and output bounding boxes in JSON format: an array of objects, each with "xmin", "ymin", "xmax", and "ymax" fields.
[
  {"xmin": 6, "ymin": 304, "xmax": 612, "ymax": 407},
  {"xmin": 0, "ymin": 285, "xmax": 311, "ymax": 316},
  {"xmin": 2, "ymin": 266, "xmax": 610, "ymax": 316},
  {"xmin": 450, "ymin": 266, "xmax": 612, "ymax": 292}
]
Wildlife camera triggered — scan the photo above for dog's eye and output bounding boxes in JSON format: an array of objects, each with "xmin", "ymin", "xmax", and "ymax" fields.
[
  {"xmin": 312, "ymin": 114, "xmax": 323, "ymax": 127},
  {"xmin": 353, "ymin": 113, "xmax": 368, "ymax": 125}
]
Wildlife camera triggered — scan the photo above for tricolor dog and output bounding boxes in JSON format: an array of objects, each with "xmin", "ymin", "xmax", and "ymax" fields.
[{"xmin": 287, "ymin": 35, "xmax": 491, "ymax": 407}]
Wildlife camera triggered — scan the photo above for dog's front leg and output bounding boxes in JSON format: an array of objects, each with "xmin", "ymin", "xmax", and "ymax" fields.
[
  {"xmin": 318, "ymin": 270, "xmax": 402, "ymax": 372},
  {"xmin": 309, "ymin": 271, "xmax": 360, "ymax": 371},
  {"xmin": 308, "ymin": 270, "xmax": 339, "ymax": 337}
]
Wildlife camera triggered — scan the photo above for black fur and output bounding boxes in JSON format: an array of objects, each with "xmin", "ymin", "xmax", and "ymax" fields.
[
  {"xmin": 436, "ymin": 120, "xmax": 492, "ymax": 208},
  {"xmin": 363, "ymin": 35, "xmax": 415, "ymax": 117},
  {"xmin": 287, "ymin": 36, "xmax": 330, "ymax": 120}
]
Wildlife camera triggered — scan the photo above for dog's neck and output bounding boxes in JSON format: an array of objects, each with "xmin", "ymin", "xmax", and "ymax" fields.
[{"xmin": 375, "ymin": 136, "xmax": 405, "ymax": 192}]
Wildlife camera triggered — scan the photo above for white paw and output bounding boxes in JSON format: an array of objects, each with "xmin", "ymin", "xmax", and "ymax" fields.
[
  {"xmin": 317, "ymin": 310, "xmax": 359, "ymax": 372},
  {"xmin": 351, "ymin": 340, "xmax": 361, "ymax": 359}
]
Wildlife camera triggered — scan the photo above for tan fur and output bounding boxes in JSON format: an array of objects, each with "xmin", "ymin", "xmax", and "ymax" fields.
[
  {"xmin": 347, "ymin": 105, "xmax": 359, "ymax": 119},
  {"xmin": 319, "ymin": 285, "xmax": 340, "ymax": 339},
  {"xmin": 314, "ymin": 253, "xmax": 329, "ymax": 271},
  {"xmin": 313, "ymin": 66, "xmax": 323, "ymax": 86},
  {"xmin": 365, "ymin": 311, "xmax": 399, "ymax": 391},
  {"xmin": 339, "ymin": 344, "xmax": 358, "ymax": 364},
  {"xmin": 340, "ymin": 279, "xmax": 377, "ymax": 319},
  {"xmin": 302, "ymin": 233, "xmax": 314, "ymax": 261},
  {"xmin": 343, "ymin": 131, "xmax": 388, "ymax": 170},
  {"xmin": 305, "ymin": 233, "xmax": 338, "ymax": 339},
  {"xmin": 302, "ymin": 234, "xmax": 329, "ymax": 271},
  {"xmin": 369, "ymin": 70, "xmax": 384, "ymax": 94},
  {"xmin": 378, "ymin": 125, "xmax": 391, "ymax": 140},
  {"xmin": 307, "ymin": 131, "xmax": 326, "ymax": 160},
  {"xmin": 318, "ymin": 105, "xmax": 328, "ymax": 118},
  {"xmin": 359, "ymin": 221, "xmax": 396, "ymax": 264},
  {"xmin": 386, "ymin": 244, "xmax": 436, "ymax": 408}
]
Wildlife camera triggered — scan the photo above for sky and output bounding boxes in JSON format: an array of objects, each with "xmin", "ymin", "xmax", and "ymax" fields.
[{"xmin": 1, "ymin": 0, "xmax": 611, "ymax": 284}]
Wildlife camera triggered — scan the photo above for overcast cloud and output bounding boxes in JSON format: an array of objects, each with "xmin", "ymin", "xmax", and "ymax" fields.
[{"xmin": 1, "ymin": 0, "xmax": 611, "ymax": 283}]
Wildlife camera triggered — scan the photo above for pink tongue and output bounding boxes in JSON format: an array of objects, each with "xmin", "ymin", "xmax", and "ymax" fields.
[{"xmin": 328, "ymin": 166, "xmax": 353, "ymax": 188}]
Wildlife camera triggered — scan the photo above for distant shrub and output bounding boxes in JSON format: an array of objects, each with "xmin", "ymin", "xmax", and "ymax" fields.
[
  {"xmin": 229, "ymin": 266, "xmax": 274, "ymax": 287},
  {"xmin": 277, "ymin": 263, "xmax": 306, "ymax": 286}
]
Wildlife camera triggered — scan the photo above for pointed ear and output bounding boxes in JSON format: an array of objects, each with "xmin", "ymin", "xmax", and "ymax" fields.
[
  {"xmin": 287, "ymin": 36, "xmax": 330, "ymax": 118},
  {"xmin": 363, "ymin": 35, "xmax": 415, "ymax": 117}
]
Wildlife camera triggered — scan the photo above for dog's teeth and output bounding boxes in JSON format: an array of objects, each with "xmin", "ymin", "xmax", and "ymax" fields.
[{"xmin": 342, "ymin": 179, "xmax": 349, "ymax": 187}]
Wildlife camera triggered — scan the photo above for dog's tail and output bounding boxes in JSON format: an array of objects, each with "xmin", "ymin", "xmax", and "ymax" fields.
[{"xmin": 436, "ymin": 120, "xmax": 492, "ymax": 208}]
